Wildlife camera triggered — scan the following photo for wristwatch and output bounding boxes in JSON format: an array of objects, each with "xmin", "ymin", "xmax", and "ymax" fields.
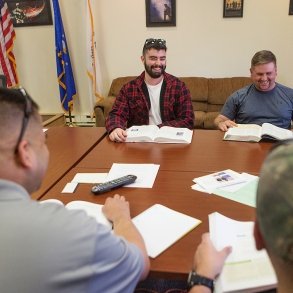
[{"xmin": 187, "ymin": 270, "xmax": 214, "ymax": 292}]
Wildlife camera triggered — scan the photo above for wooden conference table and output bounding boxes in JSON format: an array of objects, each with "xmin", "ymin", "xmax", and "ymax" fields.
[
  {"xmin": 77, "ymin": 130, "xmax": 273, "ymax": 173},
  {"xmin": 32, "ymin": 127, "xmax": 106, "ymax": 200},
  {"xmin": 40, "ymin": 128, "xmax": 275, "ymax": 279}
]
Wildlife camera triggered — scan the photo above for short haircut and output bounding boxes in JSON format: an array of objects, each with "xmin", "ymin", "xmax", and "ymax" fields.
[
  {"xmin": 256, "ymin": 141, "xmax": 293, "ymax": 263},
  {"xmin": 251, "ymin": 50, "xmax": 277, "ymax": 67},
  {"xmin": 0, "ymin": 88, "xmax": 39, "ymax": 135},
  {"xmin": 142, "ymin": 38, "xmax": 167, "ymax": 56}
]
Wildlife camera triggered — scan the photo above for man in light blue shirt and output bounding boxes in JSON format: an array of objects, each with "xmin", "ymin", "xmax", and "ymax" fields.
[{"xmin": 0, "ymin": 88, "xmax": 150, "ymax": 292}]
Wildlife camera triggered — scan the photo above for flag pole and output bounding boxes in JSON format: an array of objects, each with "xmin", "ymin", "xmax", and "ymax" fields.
[{"xmin": 67, "ymin": 105, "xmax": 75, "ymax": 127}]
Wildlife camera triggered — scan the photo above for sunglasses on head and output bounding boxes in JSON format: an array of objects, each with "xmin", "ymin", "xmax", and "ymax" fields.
[
  {"xmin": 14, "ymin": 87, "xmax": 33, "ymax": 154},
  {"xmin": 144, "ymin": 38, "xmax": 166, "ymax": 48}
]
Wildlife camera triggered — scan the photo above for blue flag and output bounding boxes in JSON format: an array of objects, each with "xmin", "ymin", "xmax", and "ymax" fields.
[{"xmin": 52, "ymin": 0, "xmax": 76, "ymax": 112}]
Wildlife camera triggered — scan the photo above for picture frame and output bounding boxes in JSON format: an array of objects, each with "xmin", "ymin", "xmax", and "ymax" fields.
[
  {"xmin": 289, "ymin": 0, "xmax": 293, "ymax": 15},
  {"xmin": 223, "ymin": 0, "xmax": 244, "ymax": 18},
  {"xmin": 145, "ymin": 0, "xmax": 176, "ymax": 27},
  {"xmin": 7, "ymin": 0, "xmax": 53, "ymax": 27}
]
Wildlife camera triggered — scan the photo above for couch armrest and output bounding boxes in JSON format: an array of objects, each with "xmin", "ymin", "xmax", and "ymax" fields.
[
  {"xmin": 94, "ymin": 96, "xmax": 116, "ymax": 127},
  {"xmin": 94, "ymin": 105, "xmax": 105, "ymax": 127}
]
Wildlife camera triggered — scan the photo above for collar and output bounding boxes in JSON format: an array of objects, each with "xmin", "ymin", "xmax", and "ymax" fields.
[{"xmin": 0, "ymin": 179, "xmax": 30, "ymax": 202}]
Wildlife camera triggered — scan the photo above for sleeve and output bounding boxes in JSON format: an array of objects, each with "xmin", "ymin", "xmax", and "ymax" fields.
[
  {"xmin": 105, "ymin": 85, "xmax": 130, "ymax": 133},
  {"xmin": 88, "ymin": 226, "xmax": 145, "ymax": 293},
  {"xmin": 159, "ymin": 81, "xmax": 195, "ymax": 129},
  {"xmin": 220, "ymin": 92, "xmax": 239, "ymax": 121}
]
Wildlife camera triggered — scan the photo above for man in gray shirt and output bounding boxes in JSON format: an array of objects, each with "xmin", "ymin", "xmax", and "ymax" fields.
[
  {"xmin": 0, "ymin": 88, "xmax": 150, "ymax": 292},
  {"xmin": 215, "ymin": 50, "xmax": 293, "ymax": 131}
]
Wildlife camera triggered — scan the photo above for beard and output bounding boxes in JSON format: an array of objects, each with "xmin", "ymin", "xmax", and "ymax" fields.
[{"xmin": 144, "ymin": 62, "xmax": 166, "ymax": 79}]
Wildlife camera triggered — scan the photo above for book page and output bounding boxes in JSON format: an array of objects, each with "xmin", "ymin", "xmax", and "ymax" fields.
[
  {"xmin": 224, "ymin": 124, "xmax": 262, "ymax": 142},
  {"xmin": 66, "ymin": 201, "xmax": 112, "ymax": 228},
  {"xmin": 261, "ymin": 122, "xmax": 293, "ymax": 140},
  {"xmin": 132, "ymin": 204, "xmax": 201, "ymax": 258},
  {"xmin": 126, "ymin": 125, "xmax": 159, "ymax": 142},
  {"xmin": 154, "ymin": 126, "xmax": 193, "ymax": 143},
  {"xmin": 209, "ymin": 213, "xmax": 277, "ymax": 293}
]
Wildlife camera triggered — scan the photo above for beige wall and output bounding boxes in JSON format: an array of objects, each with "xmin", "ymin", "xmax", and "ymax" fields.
[{"xmin": 13, "ymin": 0, "xmax": 293, "ymax": 118}]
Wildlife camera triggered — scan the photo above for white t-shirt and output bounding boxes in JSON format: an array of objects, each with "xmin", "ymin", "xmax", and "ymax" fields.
[{"xmin": 146, "ymin": 79, "xmax": 163, "ymax": 125}]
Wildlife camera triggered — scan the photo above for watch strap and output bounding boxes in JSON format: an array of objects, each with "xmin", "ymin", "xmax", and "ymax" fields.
[{"xmin": 187, "ymin": 270, "xmax": 214, "ymax": 291}]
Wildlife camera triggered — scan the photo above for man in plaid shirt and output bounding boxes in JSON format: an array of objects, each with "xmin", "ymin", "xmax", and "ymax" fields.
[{"xmin": 106, "ymin": 38, "xmax": 194, "ymax": 142}]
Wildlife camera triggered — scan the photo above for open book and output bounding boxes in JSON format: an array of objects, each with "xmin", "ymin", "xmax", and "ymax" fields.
[
  {"xmin": 223, "ymin": 122, "xmax": 293, "ymax": 142},
  {"xmin": 132, "ymin": 204, "xmax": 201, "ymax": 258},
  {"xmin": 40, "ymin": 199, "xmax": 112, "ymax": 228},
  {"xmin": 126, "ymin": 125, "xmax": 193, "ymax": 144},
  {"xmin": 209, "ymin": 212, "xmax": 277, "ymax": 293}
]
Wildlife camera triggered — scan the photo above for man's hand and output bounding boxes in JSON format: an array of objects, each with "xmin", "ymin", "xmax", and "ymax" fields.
[
  {"xmin": 217, "ymin": 120, "xmax": 237, "ymax": 132},
  {"xmin": 102, "ymin": 194, "xmax": 130, "ymax": 223},
  {"xmin": 193, "ymin": 233, "xmax": 232, "ymax": 280},
  {"xmin": 109, "ymin": 128, "xmax": 127, "ymax": 142}
]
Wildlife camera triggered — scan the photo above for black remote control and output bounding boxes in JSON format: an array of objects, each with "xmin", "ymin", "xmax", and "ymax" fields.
[{"xmin": 91, "ymin": 174, "xmax": 137, "ymax": 194}]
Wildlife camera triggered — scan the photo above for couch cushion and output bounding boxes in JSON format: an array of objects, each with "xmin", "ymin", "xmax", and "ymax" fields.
[
  {"xmin": 179, "ymin": 77, "xmax": 208, "ymax": 103},
  {"xmin": 208, "ymin": 77, "xmax": 251, "ymax": 106}
]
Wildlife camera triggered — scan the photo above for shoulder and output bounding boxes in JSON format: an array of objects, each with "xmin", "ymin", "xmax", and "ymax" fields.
[
  {"xmin": 163, "ymin": 73, "xmax": 188, "ymax": 92},
  {"xmin": 275, "ymin": 83, "xmax": 293, "ymax": 97},
  {"xmin": 164, "ymin": 72, "xmax": 182, "ymax": 84},
  {"xmin": 227, "ymin": 84, "xmax": 254, "ymax": 102},
  {"xmin": 124, "ymin": 72, "xmax": 145, "ymax": 88}
]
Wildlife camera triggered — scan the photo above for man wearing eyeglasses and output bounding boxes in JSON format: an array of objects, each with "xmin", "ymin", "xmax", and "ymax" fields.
[
  {"xmin": 188, "ymin": 141, "xmax": 293, "ymax": 292},
  {"xmin": 106, "ymin": 38, "xmax": 194, "ymax": 142},
  {"xmin": 215, "ymin": 50, "xmax": 293, "ymax": 132},
  {"xmin": 0, "ymin": 88, "xmax": 150, "ymax": 292}
]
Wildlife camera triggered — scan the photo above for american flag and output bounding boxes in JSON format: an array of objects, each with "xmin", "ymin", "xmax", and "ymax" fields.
[{"xmin": 0, "ymin": 0, "xmax": 18, "ymax": 87}]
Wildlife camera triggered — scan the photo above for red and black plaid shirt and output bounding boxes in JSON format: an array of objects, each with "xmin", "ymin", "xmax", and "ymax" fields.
[{"xmin": 106, "ymin": 72, "xmax": 194, "ymax": 133}]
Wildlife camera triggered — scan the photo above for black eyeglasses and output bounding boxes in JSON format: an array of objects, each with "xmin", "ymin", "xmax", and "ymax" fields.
[
  {"xmin": 144, "ymin": 38, "xmax": 166, "ymax": 48},
  {"xmin": 14, "ymin": 88, "xmax": 33, "ymax": 154}
]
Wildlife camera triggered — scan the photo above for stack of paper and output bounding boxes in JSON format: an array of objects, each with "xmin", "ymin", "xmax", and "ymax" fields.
[
  {"xmin": 192, "ymin": 170, "xmax": 259, "ymax": 207},
  {"xmin": 209, "ymin": 212, "xmax": 277, "ymax": 293}
]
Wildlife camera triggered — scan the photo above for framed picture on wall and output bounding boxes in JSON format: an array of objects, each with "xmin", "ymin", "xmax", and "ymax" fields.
[
  {"xmin": 289, "ymin": 0, "xmax": 293, "ymax": 15},
  {"xmin": 145, "ymin": 0, "xmax": 176, "ymax": 27},
  {"xmin": 223, "ymin": 0, "xmax": 244, "ymax": 18},
  {"xmin": 7, "ymin": 0, "xmax": 53, "ymax": 27}
]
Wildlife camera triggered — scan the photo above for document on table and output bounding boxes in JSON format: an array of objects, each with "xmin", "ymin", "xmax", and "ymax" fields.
[
  {"xmin": 106, "ymin": 163, "xmax": 160, "ymax": 188},
  {"xmin": 62, "ymin": 173, "xmax": 109, "ymax": 193},
  {"xmin": 209, "ymin": 212, "xmax": 277, "ymax": 293},
  {"xmin": 213, "ymin": 174, "xmax": 259, "ymax": 207},
  {"xmin": 133, "ymin": 204, "xmax": 201, "ymax": 258},
  {"xmin": 191, "ymin": 173, "xmax": 258, "ymax": 207},
  {"xmin": 71, "ymin": 173, "xmax": 108, "ymax": 183}
]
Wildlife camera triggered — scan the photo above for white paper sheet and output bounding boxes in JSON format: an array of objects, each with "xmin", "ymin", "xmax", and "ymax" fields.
[
  {"xmin": 71, "ymin": 173, "xmax": 108, "ymax": 183},
  {"xmin": 106, "ymin": 163, "xmax": 160, "ymax": 188}
]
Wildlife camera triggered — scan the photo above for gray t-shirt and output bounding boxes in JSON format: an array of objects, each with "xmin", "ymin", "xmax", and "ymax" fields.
[
  {"xmin": 0, "ymin": 179, "xmax": 144, "ymax": 293},
  {"xmin": 221, "ymin": 83, "xmax": 293, "ymax": 129}
]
